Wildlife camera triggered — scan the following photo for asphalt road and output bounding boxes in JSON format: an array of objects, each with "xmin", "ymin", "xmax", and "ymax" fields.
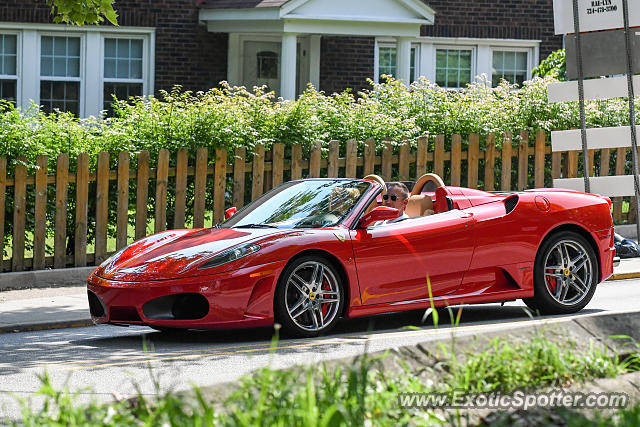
[{"xmin": 1, "ymin": 278, "xmax": 639, "ymax": 420}]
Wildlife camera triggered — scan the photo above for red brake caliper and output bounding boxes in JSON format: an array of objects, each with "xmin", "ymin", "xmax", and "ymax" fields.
[
  {"xmin": 546, "ymin": 269, "xmax": 557, "ymax": 293},
  {"xmin": 321, "ymin": 279, "xmax": 329, "ymax": 318}
]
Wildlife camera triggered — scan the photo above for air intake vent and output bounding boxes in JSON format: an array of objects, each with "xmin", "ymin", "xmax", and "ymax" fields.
[
  {"xmin": 143, "ymin": 293, "xmax": 209, "ymax": 320},
  {"xmin": 504, "ymin": 195, "xmax": 519, "ymax": 214},
  {"xmin": 88, "ymin": 290, "xmax": 105, "ymax": 318},
  {"xmin": 110, "ymin": 306, "xmax": 142, "ymax": 322}
]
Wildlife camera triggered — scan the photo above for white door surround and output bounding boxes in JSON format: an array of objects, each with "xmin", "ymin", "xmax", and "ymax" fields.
[
  {"xmin": 229, "ymin": 33, "xmax": 312, "ymax": 99},
  {"xmin": 200, "ymin": 0, "xmax": 435, "ymax": 98}
]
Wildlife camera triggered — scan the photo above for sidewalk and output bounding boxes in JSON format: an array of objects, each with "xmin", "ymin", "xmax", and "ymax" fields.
[
  {"xmin": 0, "ymin": 286, "xmax": 92, "ymax": 333},
  {"xmin": 1, "ymin": 259, "xmax": 640, "ymax": 334}
]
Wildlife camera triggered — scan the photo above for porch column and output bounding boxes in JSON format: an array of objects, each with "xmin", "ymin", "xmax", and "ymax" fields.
[
  {"xmin": 281, "ymin": 33, "xmax": 297, "ymax": 100},
  {"xmin": 395, "ymin": 36, "xmax": 412, "ymax": 84}
]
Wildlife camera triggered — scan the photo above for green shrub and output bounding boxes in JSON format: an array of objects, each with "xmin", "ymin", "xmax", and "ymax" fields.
[
  {"xmin": 533, "ymin": 49, "xmax": 566, "ymax": 80},
  {"xmin": 0, "ymin": 76, "xmax": 635, "ymax": 256}
]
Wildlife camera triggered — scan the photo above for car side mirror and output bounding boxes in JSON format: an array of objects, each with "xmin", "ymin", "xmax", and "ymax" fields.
[
  {"xmin": 358, "ymin": 206, "xmax": 399, "ymax": 228},
  {"xmin": 225, "ymin": 207, "xmax": 237, "ymax": 219}
]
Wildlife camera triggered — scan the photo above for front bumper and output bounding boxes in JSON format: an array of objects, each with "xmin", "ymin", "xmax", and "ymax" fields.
[{"xmin": 87, "ymin": 260, "xmax": 286, "ymax": 330}]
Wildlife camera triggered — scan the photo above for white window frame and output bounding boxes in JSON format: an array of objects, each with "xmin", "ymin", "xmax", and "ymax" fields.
[
  {"xmin": 373, "ymin": 38, "xmax": 420, "ymax": 83},
  {"xmin": 0, "ymin": 23, "xmax": 154, "ymax": 118},
  {"xmin": 433, "ymin": 45, "xmax": 475, "ymax": 88},
  {"xmin": 375, "ymin": 36, "xmax": 540, "ymax": 88},
  {"xmin": 100, "ymin": 34, "xmax": 151, "ymax": 112},
  {"xmin": 376, "ymin": 44, "xmax": 397, "ymax": 79},
  {"xmin": 38, "ymin": 33, "xmax": 85, "ymax": 116},
  {"xmin": 0, "ymin": 30, "xmax": 20, "ymax": 103},
  {"xmin": 490, "ymin": 46, "xmax": 535, "ymax": 86}
]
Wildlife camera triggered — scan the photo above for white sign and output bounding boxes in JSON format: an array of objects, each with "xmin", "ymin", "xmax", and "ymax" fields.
[
  {"xmin": 547, "ymin": 74, "xmax": 640, "ymax": 103},
  {"xmin": 554, "ymin": 176, "xmax": 636, "ymax": 197},
  {"xmin": 551, "ymin": 126, "xmax": 640, "ymax": 151},
  {"xmin": 553, "ymin": 0, "xmax": 640, "ymax": 35}
]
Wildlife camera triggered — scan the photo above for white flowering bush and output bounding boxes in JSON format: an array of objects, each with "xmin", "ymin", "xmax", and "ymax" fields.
[{"xmin": 0, "ymin": 75, "xmax": 634, "ymax": 169}]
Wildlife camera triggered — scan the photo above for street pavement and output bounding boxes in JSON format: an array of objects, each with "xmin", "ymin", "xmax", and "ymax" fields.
[
  {"xmin": 1, "ymin": 276, "xmax": 640, "ymax": 422},
  {"xmin": 0, "ymin": 258, "xmax": 639, "ymax": 334}
]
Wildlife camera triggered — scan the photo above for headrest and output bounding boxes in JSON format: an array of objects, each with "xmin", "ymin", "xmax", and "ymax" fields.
[
  {"xmin": 412, "ymin": 173, "xmax": 445, "ymax": 195},
  {"xmin": 434, "ymin": 187, "xmax": 449, "ymax": 213},
  {"xmin": 363, "ymin": 174, "xmax": 386, "ymax": 194},
  {"xmin": 405, "ymin": 194, "xmax": 434, "ymax": 217}
]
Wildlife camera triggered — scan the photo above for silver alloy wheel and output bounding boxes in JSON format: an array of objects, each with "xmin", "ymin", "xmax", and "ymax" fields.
[
  {"xmin": 542, "ymin": 239, "xmax": 593, "ymax": 306},
  {"xmin": 284, "ymin": 260, "xmax": 341, "ymax": 332}
]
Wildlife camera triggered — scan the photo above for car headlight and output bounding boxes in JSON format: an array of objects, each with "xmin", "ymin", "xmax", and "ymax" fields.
[{"xmin": 199, "ymin": 243, "xmax": 261, "ymax": 269}]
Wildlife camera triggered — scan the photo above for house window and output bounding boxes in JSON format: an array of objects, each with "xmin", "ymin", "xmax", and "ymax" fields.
[
  {"xmin": 40, "ymin": 36, "xmax": 81, "ymax": 116},
  {"xmin": 256, "ymin": 51, "xmax": 278, "ymax": 79},
  {"xmin": 103, "ymin": 38, "xmax": 144, "ymax": 114},
  {"xmin": 435, "ymin": 49, "xmax": 472, "ymax": 88},
  {"xmin": 492, "ymin": 51, "xmax": 528, "ymax": 86},
  {"xmin": 377, "ymin": 46, "xmax": 417, "ymax": 82},
  {"xmin": 0, "ymin": 34, "xmax": 17, "ymax": 103},
  {"xmin": 0, "ymin": 24, "xmax": 153, "ymax": 117},
  {"xmin": 378, "ymin": 47, "xmax": 396, "ymax": 79}
]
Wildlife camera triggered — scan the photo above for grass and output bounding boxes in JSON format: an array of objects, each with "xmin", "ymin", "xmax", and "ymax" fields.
[
  {"xmin": 440, "ymin": 334, "xmax": 626, "ymax": 394},
  {"xmin": 7, "ymin": 333, "xmax": 639, "ymax": 426},
  {"xmin": 591, "ymin": 404, "xmax": 640, "ymax": 426}
]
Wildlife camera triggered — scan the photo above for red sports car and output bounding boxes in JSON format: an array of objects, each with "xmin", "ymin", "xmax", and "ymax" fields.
[{"xmin": 87, "ymin": 174, "xmax": 619, "ymax": 337}]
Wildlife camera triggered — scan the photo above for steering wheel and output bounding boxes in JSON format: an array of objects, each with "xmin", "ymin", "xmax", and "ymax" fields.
[
  {"xmin": 294, "ymin": 213, "xmax": 340, "ymax": 228},
  {"xmin": 412, "ymin": 173, "xmax": 445, "ymax": 196}
]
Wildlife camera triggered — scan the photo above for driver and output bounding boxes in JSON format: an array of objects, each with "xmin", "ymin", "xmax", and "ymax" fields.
[{"xmin": 379, "ymin": 182, "xmax": 409, "ymax": 224}]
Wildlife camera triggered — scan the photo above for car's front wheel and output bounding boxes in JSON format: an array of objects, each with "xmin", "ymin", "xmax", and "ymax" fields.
[
  {"xmin": 524, "ymin": 231, "xmax": 598, "ymax": 314},
  {"xmin": 275, "ymin": 256, "xmax": 344, "ymax": 337}
]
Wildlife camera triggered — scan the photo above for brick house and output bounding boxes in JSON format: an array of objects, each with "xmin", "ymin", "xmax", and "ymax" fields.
[{"xmin": 0, "ymin": 0, "xmax": 561, "ymax": 117}]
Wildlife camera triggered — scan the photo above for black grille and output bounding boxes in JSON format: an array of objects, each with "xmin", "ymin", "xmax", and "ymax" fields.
[
  {"xmin": 505, "ymin": 195, "xmax": 519, "ymax": 214},
  {"xmin": 143, "ymin": 293, "xmax": 209, "ymax": 320},
  {"xmin": 87, "ymin": 291, "xmax": 105, "ymax": 318},
  {"xmin": 110, "ymin": 306, "xmax": 141, "ymax": 322}
]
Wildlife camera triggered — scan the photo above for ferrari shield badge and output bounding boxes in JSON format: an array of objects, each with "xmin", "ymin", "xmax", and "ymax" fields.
[{"xmin": 333, "ymin": 231, "xmax": 346, "ymax": 242}]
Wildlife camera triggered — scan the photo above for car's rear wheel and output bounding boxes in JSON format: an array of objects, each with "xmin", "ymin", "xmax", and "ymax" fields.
[
  {"xmin": 524, "ymin": 231, "xmax": 598, "ymax": 314},
  {"xmin": 275, "ymin": 256, "xmax": 344, "ymax": 337}
]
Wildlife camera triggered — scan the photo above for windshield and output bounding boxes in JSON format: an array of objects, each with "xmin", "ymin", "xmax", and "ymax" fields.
[{"xmin": 221, "ymin": 180, "xmax": 371, "ymax": 229}]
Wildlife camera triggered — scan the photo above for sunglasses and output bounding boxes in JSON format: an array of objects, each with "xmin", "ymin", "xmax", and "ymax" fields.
[{"xmin": 382, "ymin": 194, "xmax": 403, "ymax": 201}]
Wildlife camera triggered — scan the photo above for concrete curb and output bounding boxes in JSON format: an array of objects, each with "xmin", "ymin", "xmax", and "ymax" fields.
[
  {"xmin": 0, "ymin": 266, "xmax": 95, "ymax": 291},
  {"xmin": 0, "ymin": 319, "xmax": 94, "ymax": 334},
  {"xmin": 610, "ymin": 271, "xmax": 640, "ymax": 280},
  {"xmin": 188, "ymin": 309, "xmax": 640, "ymax": 418},
  {"xmin": 615, "ymin": 224, "xmax": 638, "ymax": 240}
]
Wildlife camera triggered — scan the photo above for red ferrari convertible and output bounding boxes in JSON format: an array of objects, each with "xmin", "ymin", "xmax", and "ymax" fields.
[{"xmin": 87, "ymin": 173, "xmax": 619, "ymax": 337}]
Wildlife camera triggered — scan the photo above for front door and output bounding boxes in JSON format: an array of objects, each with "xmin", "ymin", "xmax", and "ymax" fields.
[
  {"xmin": 243, "ymin": 41, "xmax": 281, "ymax": 95},
  {"xmin": 349, "ymin": 210, "xmax": 476, "ymax": 306}
]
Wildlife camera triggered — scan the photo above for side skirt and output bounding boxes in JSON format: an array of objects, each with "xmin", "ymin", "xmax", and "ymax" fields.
[{"xmin": 346, "ymin": 289, "xmax": 534, "ymax": 319}]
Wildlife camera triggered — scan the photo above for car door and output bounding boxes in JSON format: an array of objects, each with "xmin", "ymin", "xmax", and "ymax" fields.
[{"xmin": 349, "ymin": 210, "xmax": 476, "ymax": 306}]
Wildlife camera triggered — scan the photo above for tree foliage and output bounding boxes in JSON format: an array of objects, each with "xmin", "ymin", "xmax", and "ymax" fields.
[
  {"xmin": 532, "ymin": 49, "xmax": 566, "ymax": 80},
  {"xmin": 44, "ymin": 0, "xmax": 118, "ymax": 26}
]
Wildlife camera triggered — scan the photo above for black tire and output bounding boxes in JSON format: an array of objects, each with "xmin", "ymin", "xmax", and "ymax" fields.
[
  {"xmin": 274, "ymin": 255, "xmax": 345, "ymax": 337},
  {"xmin": 523, "ymin": 231, "xmax": 598, "ymax": 314}
]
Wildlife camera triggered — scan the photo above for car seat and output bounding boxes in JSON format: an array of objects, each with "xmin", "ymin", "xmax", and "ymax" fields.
[{"xmin": 405, "ymin": 194, "xmax": 434, "ymax": 217}]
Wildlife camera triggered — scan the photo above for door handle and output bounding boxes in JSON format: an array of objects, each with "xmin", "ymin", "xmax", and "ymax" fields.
[{"xmin": 461, "ymin": 212, "xmax": 474, "ymax": 218}]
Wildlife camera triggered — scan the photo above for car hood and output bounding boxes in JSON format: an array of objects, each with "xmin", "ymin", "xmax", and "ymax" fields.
[{"xmin": 94, "ymin": 227, "xmax": 290, "ymax": 282}]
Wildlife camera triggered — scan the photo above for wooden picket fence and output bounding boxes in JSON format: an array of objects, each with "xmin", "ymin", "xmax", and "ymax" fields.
[{"xmin": 0, "ymin": 130, "xmax": 631, "ymax": 272}]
